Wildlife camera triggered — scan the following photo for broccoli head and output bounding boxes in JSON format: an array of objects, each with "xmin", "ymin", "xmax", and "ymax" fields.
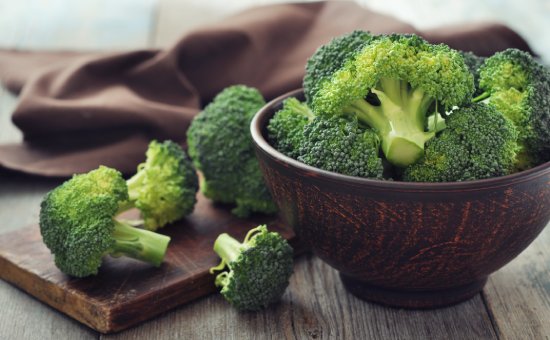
[
  {"xmin": 403, "ymin": 103, "xmax": 519, "ymax": 182},
  {"xmin": 474, "ymin": 48, "xmax": 550, "ymax": 169},
  {"xmin": 39, "ymin": 166, "xmax": 171, "ymax": 277},
  {"xmin": 187, "ymin": 85, "xmax": 277, "ymax": 217},
  {"xmin": 209, "ymin": 225, "xmax": 293, "ymax": 311},
  {"xmin": 124, "ymin": 140, "xmax": 198, "ymax": 231},
  {"xmin": 309, "ymin": 34, "xmax": 474, "ymax": 167},
  {"xmin": 460, "ymin": 51, "xmax": 486, "ymax": 96},
  {"xmin": 267, "ymin": 97, "xmax": 314, "ymax": 158},
  {"xmin": 298, "ymin": 115, "xmax": 384, "ymax": 178},
  {"xmin": 304, "ymin": 30, "xmax": 375, "ymax": 106}
]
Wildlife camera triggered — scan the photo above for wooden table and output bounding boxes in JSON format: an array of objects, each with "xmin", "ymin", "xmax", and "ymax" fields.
[{"xmin": 1, "ymin": 1, "xmax": 549, "ymax": 338}]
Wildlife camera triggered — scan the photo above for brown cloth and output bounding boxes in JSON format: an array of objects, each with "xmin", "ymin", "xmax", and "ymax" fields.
[{"xmin": 0, "ymin": 1, "xmax": 534, "ymax": 177}]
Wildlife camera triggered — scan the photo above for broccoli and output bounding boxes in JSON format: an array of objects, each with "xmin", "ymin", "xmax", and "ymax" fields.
[
  {"xmin": 267, "ymin": 97, "xmax": 314, "ymax": 158},
  {"xmin": 308, "ymin": 34, "xmax": 474, "ymax": 167},
  {"xmin": 304, "ymin": 30, "xmax": 375, "ymax": 106},
  {"xmin": 39, "ymin": 166, "xmax": 171, "ymax": 277},
  {"xmin": 298, "ymin": 115, "xmax": 384, "ymax": 178},
  {"xmin": 473, "ymin": 48, "xmax": 550, "ymax": 169},
  {"xmin": 209, "ymin": 225, "xmax": 293, "ymax": 311},
  {"xmin": 460, "ymin": 51, "xmax": 486, "ymax": 96},
  {"xmin": 403, "ymin": 103, "xmax": 519, "ymax": 182},
  {"xmin": 187, "ymin": 85, "xmax": 277, "ymax": 218},
  {"xmin": 120, "ymin": 140, "xmax": 198, "ymax": 231},
  {"xmin": 268, "ymin": 98, "xmax": 383, "ymax": 178}
]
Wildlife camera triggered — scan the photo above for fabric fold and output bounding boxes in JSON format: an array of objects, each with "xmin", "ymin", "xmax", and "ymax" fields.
[{"xmin": 0, "ymin": 1, "xmax": 535, "ymax": 177}]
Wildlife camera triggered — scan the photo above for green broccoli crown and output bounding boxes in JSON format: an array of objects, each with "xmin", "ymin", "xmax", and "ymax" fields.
[
  {"xmin": 403, "ymin": 103, "xmax": 519, "ymax": 182},
  {"xmin": 126, "ymin": 140, "xmax": 198, "ymax": 231},
  {"xmin": 187, "ymin": 85, "xmax": 277, "ymax": 217},
  {"xmin": 304, "ymin": 30, "xmax": 375, "ymax": 105},
  {"xmin": 460, "ymin": 51, "xmax": 486, "ymax": 96},
  {"xmin": 40, "ymin": 166, "xmax": 170, "ymax": 277},
  {"xmin": 298, "ymin": 115, "xmax": 384, "ymax": 179},
  {"xmin": 309, "ymin": 34, "xmax": 474, "ymax": 167},
  {"xmin": 210, "ymin": 225, "xmax": 294, "ymax": 311},
  {"xmin": 267, "ymin": 97, "xmax": 314, "ymax": 158},
  {"xmin": 477, "ymin": 48, "xmax": 550, "ymax": 168}
]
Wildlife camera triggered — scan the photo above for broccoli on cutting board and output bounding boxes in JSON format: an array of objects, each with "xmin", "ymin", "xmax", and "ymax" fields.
[
  {"xmin": 210, "ymin": 225, "xmax": 294, "ymax": 311},
  {"xmin": 39, "ymin": 166, "xmax": 171, "ymax": 278},
  {"xmin": 122, "ymin": 140, "xmax": 199, "ymax": 231},
  {"xmin": 187, "ymin": 85, "xmax": 277, "ymax": 218}
]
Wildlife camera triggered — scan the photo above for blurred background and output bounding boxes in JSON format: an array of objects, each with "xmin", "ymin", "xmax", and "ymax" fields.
[{"xmin": 0, "ymin": 0, "xmax": 548, "ymax": 62}]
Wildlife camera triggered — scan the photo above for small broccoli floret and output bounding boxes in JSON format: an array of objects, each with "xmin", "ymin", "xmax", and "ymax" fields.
[
  {"xmin": 403, "ymin": 103, "xmax": 519, "ymax": 182},
  {"xmin": 209, "ymin": 225, "xmax": 293, "ymax": 311},
  {"xmin": 267, "ymin": 98, "xmax": 315, "ymax": 158},
  {"xmin": 298, "ymin": 115, "xmax": 384, "ymax": 178},
  {"xmin": 187, "ymin": 85, "xmax": 277, "ymax": 217},
  {"xmin": 460, "ymin": 51, "xmax": 486, "ymax": 96},
  {"xmin": 40, "ymin": 166, "xmax": 171, "ymax": 277},
  {"xmin": 304, "ymin": 30, "xmax": 375, "ymax": 105},
  {"xmin": 474, "ymin": 48, "xmax": 550, "ymax": 169},
  {"xmin": 309, "ymin": 34, "xmax": 474, "ymax": 168},
  {"xmin": 123, "ymin": 140, "xmax": 198, "ymax": 231}
]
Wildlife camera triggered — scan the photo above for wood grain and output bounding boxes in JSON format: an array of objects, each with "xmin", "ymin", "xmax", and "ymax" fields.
[
  {"xmin": 0, "ymin": 193, "xmax": 299, "ymax": 334},
  {"xmin": 101, "ymin": 254, "xmax": 497, "ymax": 340},
  {"xmin": 482, "ymin": 225, "xmax": 550, "ymax": 339}
]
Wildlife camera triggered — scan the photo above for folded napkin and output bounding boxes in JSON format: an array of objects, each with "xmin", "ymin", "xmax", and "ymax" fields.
[{"xmin": 0, "ymin": 1, "xmax": 534, "ymax": 177}]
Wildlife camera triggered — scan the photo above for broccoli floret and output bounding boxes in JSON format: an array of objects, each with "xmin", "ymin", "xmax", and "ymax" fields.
[
  {"xmin": 123, "ymin": 140, "xmax": 198, "ymax": 231},
  {"xmin": 209, "ymin": 225, "xmax": 293, "ymax": 311},
  {"xmin": 39, "ymin": 166, "xmax": 171, "ymax": 277},
  {"xmin": 460, "ymin": 51, "xmax": 486, "ymax": 96},
  {"xmin": 403, "ymin": 103, "xmax": 519, "ymax": 182},
  {"xmin": 298, "ymin": 115, "xmax": 384, "ymax": 178},
  {"xmin": 187, "ymin": 85, "xmax": 277, "ymax": 218},
  {"xmin": 473, "ymin": 49, "xmax": 550, "ymax": 169},
  {"xmin": 267, "ymin": 98, "xmax": 314, "ymax": 158},
  {"xmin": 304, "ymin": 30, "xmax": 375, "ymax": 106},
  {"xmin": 309, "ymin": 34, "xmax": 474, "ymax": 168}
]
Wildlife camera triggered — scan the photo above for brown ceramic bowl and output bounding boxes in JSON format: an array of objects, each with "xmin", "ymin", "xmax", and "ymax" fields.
[{"xmin": 251, "ymin": 89, "xmax": 550, "ymax": 309}]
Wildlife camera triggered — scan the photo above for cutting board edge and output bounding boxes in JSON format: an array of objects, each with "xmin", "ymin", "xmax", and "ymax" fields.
[{"xmin": 0, "ymin": 252, "xmax": 112, "ymax": 332}]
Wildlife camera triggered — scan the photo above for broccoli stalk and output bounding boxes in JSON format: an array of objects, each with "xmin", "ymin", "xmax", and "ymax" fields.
[
  {"xmin": 346, "ymin": 78, "xmax": 443, "ymax": 167},
  {"xmin": 110, "ymin": 220, "xmax": 170, "ymax": 267},
  {"xmin": 120, "ymin": 140, "xmax": 198, "ymax": 231},
  {"xmin": 210, "ymin": 225, "xmax": 293, "ymax": 311}
]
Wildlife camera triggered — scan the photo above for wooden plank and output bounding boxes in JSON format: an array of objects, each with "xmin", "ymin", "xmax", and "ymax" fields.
[
  {"xmin": 0, "ymin": 171, "xmax": 98, "ymax": 340},
  {"xmin": 0, "ymin": 193, "xmax": 300, "ymax": 334},
  {"xmin": 482, "ymin": 225, "xmax": 550, "ymax": 339},
  {"xmin": 0, "ymin": 0, "xmax": 157, "ymax": 51},
  {"xmin": 101, "ymin": 254, "xmax": 497, "ymax": 339}
]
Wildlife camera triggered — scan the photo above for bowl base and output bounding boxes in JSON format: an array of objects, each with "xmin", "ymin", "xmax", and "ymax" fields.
[{"xmin": 340, "ymin": 274, "xmax": 488, "ymax": 309}]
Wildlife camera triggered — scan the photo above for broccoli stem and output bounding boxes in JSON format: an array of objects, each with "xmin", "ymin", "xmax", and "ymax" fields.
[
  {"xmin": 126, "ymin": 169, "xmax": 146, "ymax": 202},
  {"xmin": 110, "ymin": 220, "xmax": 170, "ymax": 266},
  {"xmin": 472, "ymin": 91, "xmax": 490, "ymax": 103},
  {"xmin": 345, "ymin": 77, "xmax": 437, "ymax": 167},
  {"xmin": 212, "ymin": 233, "xmax": 243, "ymax": 266}
]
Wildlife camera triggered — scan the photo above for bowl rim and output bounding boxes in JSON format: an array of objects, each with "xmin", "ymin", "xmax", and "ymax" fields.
[{"xmin": 251, "ymin": 88, "xmax": 550, "ymax": 191}]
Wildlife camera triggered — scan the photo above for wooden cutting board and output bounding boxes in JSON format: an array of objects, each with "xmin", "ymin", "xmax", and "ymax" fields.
[{"xmin": 0, "ymin": 193, "xmax": 301, "ymax": 334}]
